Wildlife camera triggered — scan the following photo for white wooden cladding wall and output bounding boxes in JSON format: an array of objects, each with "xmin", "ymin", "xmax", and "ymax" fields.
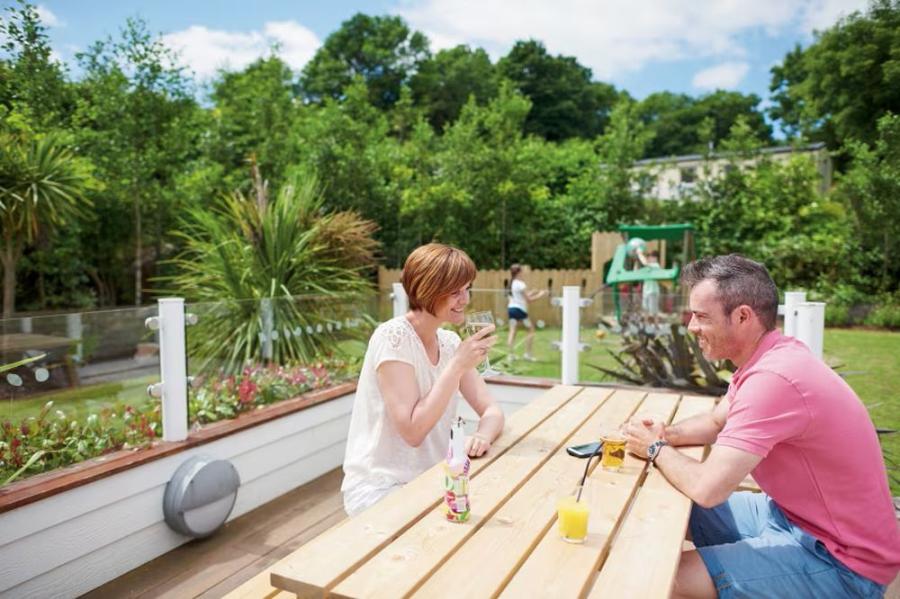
[{"xmin": 0, "ymin": 383, "xmax": 542, "ymax": 598}]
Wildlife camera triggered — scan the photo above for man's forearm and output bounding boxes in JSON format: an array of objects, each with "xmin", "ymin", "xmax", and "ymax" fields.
[
  {"xmin": 665, "ymin": 413, "xmax": 722, "ymax": 446},
  {"xmin": 653, "ymin": 445, "xmax": 715, "ymax": 506}
]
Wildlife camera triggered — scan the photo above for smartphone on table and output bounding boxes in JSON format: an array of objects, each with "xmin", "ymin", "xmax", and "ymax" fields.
[{"xmin": 566, "ymin": 441, "xmax": 603, "ymax": 459}]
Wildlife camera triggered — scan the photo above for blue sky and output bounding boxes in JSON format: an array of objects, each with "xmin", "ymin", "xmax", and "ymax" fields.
[{"xmin": 15, "ymin": 0, "xmax": 869, "ymax": 102}]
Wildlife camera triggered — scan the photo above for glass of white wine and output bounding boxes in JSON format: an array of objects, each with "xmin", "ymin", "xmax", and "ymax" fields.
[{"xmin": 465, "ymin": 311, "xmax": 501, "ymax": 377}]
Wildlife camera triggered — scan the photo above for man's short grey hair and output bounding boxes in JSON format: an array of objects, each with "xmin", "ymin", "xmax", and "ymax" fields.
[{"xmin": 681, "ymin": 254, "xmax": 779, "ymax": 330}]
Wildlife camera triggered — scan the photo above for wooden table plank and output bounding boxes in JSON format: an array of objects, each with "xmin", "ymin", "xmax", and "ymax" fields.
[
  {"xmin": 498, "ymin": 392, "xmax": 683, "ymax": 599},
  {"xmin": 269, "ymin": 384, "xmax": 584, "ymax": 598},
  {"xmin": 411, "ymin": 389, "xmax": 651, "ymax": 599},
  {"xmin": 328, "ymin": 387, "xmax": 615, "ymax": 599},
  {"xmin": 586, "ymin": 394, "xmax": 716, "ymax": 599}
]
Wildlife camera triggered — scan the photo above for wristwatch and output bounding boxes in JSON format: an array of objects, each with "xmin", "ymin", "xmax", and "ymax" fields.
[{"xmin": 647, "ymin": 439, "xmax": 669, "ymax": 465}]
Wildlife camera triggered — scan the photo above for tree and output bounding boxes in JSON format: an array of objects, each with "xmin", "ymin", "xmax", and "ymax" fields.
[
  {"xmin": 207, "ymin": 56, "xmax": 299, "ymax": 191},
  {"xmin": 0, "ymin": 133, "xmax": 91, "ymax": 316},
  {"xmin": 300, "ymin": 13, "xmax": 430, "ymax": 110},
  {"xmin": 498, "ymin": 40, "xmax": 619, "ymax": 141},
  {"xmin": 636, "ymin": 90, "xmax": 772, "ymax": 158},
  {"xmin": 0, "ymin": 1, "xmax": 71, "ymax": 131},
  {"xmin": 838, "ymin": 113, "xmax": 900, "ymax": 292},
  {"xmin": 290, "ymin": 79, "xmax": 399, "ymax": 256},
  {"xmin": 410, "ymin": 45, "xmax": 498, "ymax": 132},
  {"xmin": 769, "ymin": 0, "xmax": 900, "ymax": 147},
  {"xmin": 73, "ymin": 18, "xmax": 199, "ymax": 306},
  {"xmin": 161, "ymin": 174, "xmax": 379, "ymax": 373}
]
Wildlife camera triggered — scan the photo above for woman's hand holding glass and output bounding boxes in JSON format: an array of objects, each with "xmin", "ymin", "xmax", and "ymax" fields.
[{"xmin": 454, "ymin": 322, "xmax": 497, "ymax": 372}]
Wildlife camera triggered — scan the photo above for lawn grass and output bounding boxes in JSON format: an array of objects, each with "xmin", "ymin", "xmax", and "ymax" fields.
[{"xmin": 2, "ymin": 374, "xmax": 157, "ymax": 423}]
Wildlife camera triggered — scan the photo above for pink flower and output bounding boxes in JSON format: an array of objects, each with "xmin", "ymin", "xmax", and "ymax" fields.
[{"xmin": 238, "ymin": 379, "xmax": 258, "ymax": 405}]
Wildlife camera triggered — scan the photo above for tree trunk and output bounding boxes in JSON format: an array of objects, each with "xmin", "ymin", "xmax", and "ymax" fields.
[
  {"xmin": 134, "ymin": 194, "xmax": 142, "ymax": 306},
  {"xmin": 1, "ymin": 239, "xmax": 21, "ymax": 318}
]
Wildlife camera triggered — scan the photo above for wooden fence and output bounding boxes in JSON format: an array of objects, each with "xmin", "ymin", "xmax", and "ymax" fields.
[{"xmin": 378, "ymin": 266, "xmax": 612, "ymax": 324}]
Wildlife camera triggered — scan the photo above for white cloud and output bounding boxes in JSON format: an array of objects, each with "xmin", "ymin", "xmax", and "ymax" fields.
[
  {"xmin": 162, "ymin": 21, "xmax": 320, "ymax": 80},
  {"xmin": 36, "ymin": 4, "xmax": 63, "ymax": 28},
  {"xmin": 395, "ymin": 0, "xmax": 864, "ymax": 80},
  {"xmin": 692, "ymin": 62, "xmax": 750, "ymax": 90},
  {"xmin": 799, "ymin": 0, "xmax": 869, "ymax": 32}
]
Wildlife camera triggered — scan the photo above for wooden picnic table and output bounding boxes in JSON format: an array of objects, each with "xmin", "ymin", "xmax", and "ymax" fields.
[{"xmin": 268, "ymin": 385, "xmax": 716, "ymax": 599}]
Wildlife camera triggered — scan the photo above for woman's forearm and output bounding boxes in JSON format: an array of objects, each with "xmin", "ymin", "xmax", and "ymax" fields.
[
  {"xmin": 474, "ymin": 404, "xmax": 504, "ymax": 442},
  {"xmin": 406, "ymin": 363, "xmax": 466, "ymax": 445}
]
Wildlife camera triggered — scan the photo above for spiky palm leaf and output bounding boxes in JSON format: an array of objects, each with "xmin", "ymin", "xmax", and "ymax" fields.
[{"xmin": 159, "ymin": 176, "xmax": 379, "ymax": 373}]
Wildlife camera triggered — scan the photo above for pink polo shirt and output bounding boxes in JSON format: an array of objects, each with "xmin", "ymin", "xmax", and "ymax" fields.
[{"xmin": 716, "ymin": 330, "xmax": 900, "ymax": 585}]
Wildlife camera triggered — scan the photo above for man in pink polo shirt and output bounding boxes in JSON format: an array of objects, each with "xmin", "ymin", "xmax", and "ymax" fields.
[{"xmin": 624, "ymin": 254, "xmax": 899, "ymax": 598}]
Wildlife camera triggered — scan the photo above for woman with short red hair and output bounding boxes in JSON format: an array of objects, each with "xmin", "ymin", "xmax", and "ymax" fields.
[{"xmin": 341, "ymin": 243, "xmax": 504, "ymax": 516}]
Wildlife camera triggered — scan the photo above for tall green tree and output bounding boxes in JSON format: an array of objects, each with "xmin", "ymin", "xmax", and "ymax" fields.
[
  {"xmin": 636, "ymin": 90, "xmax": 771, "ymax": 158},
  {"xmin": 410, "ymin": 45, "xmax": 498, "ymax": 132},
  {"xmin": 73, "ymin": 18, "xmax": 199, "ymax": 305},
  {"xmin": 300, "ymin": 13, "xmax": 430, "ymax": 110},
  {"xmin": 0, "ymin": 1, "xmax": 71, "ymax": 131},
  {"xmin": 838, "ymin": 113, "xmax": 900, "ymax": 292},
  {"xmin": 769, "ymin": 0, "xmax": 900, "ymax": 147},
  {"xmin": 498, "ymin": 40, "xmax": 619, "ymax": 141},
  {"xmin": 207, "ymin": 56, "xmax": 299, "ymax": 191},
  {"xmin": 0, "ymin": 133, "xmax": 91, "ymax": 316}
]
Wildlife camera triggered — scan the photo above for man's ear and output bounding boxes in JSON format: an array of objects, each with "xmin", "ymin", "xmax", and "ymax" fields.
[{"xmin": 735, "ymin": 305, "xmax": 754, "ymax": 324}]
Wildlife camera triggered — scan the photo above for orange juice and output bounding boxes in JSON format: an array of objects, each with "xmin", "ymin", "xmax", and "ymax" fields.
[{"xmin": 557, "ymin": 496, "xmax": 589, "ymax": 543}]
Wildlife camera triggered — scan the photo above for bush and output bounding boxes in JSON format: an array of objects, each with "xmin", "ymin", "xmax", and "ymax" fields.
[
  {"xmin": 864, "ymin": 303, "xmax": 900, "ymax": 329},
  {"xmin": 825, "ymin": 303, "xmax": 854, "ymax": 327}
]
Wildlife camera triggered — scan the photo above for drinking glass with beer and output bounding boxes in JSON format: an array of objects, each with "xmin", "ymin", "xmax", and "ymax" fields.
[{"xmin": 599, "ymin": 430, "xmax": 627, "ymax": 471}]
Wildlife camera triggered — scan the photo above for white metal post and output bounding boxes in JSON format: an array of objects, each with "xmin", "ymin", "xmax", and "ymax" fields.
[
  {"xmin": 20, "ymin": 316, "xmax": 32, "ymax": 333},
  {"xmin": 392, "ymin": 282, "xmax": 409, "ymax": 318},
  {"xmin": 561, "ymin": 286, "xmax": 581, "ymax": 385},
  {"xmin": 260, "ymin": 298, "xmax": 274, "ymax": 361},
  {"xmin": 795, "ymin": 302, "xmax": 825, "ymax": 360},
  {"xmin": 158, "ymin": 298, "xmax": 188, "ymax": 441},
  {"xmin": 66, "ymin": 313, "xmax": 83, "ymax": 363},
  {"xmin": 782, "ymin": 291, "xmax": 806, "ymax": 338}
]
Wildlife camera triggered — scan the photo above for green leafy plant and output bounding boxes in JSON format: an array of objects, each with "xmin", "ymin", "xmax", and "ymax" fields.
[
  {"xmin": 160, "ymin": 174, "xmax": 379, "ymax": 373},
  {"xmin": 588, "ymin": 313, "xmax": 733, "ymax": 396},
  {"xmin": 0, "ymin": 400, "xmax": 160, "ymax": 485}
]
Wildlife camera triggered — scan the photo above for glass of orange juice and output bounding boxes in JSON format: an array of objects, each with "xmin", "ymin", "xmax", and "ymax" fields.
[{"xmin": 557, "ymin": 486, "xmax": 590, "ymax": 543}]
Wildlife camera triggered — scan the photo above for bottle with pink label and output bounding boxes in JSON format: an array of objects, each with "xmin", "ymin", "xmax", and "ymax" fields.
[{"xmin": 442, "ymin": 417, "xmax": 470, "ymax": 522}]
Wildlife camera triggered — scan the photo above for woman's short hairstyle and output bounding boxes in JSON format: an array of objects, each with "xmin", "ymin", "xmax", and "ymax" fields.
[{"xmin": 401, "ymin": 243, "xmax": 476, "ymax": 315}]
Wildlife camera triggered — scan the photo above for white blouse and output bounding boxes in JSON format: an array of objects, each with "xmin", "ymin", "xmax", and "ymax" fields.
[{"xmin": 341, "ymin": 316, "xmax": 462, "ymax": 516}]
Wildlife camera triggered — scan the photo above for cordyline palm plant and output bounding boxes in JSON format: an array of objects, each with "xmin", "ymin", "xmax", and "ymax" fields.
[
  {"xmin": 160, "ymin": 174, "xmax": 379, "ymax": 374},
  {"xmin": 588, "ymin": 313, "xmax": 733, "ymax": 396},
  {"xmin": 0, "ymin": 132, "xmax": 91, "ymax": 316}
]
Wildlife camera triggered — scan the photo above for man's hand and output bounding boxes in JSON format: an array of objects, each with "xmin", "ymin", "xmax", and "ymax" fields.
[
  {"xmin": 624, "ymin": 419, "xmax": 666, "ymax": 459},
  {"xmin": 465, "ymin": 432, "xmax": 491, "ymax": 458}
]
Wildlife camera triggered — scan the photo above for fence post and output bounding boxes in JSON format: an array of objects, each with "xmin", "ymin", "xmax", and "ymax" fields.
[
  {"xmin": 392, "ymin": 282, "xmax": 408, "ymax": 318},
  {"xmin": 560, "ymin": 286, "xmax": 582, "ymax": 385},
  {"xmin": 782, "ymin": 291, "xmax": 806, "ymax": 338},
  {"xmin": 156, "ymin": 298, "xmax": 188, "ymax": 442},
  {"xmin": 795, "ymin": 302, "xmax": 825, "ymax": 360},
  {"xmin": 65, "ymin": 312, "xmax": 83, "ymax": 363},
  {"xmin": 260, "ymin": 298, "xmax": 274, "ymax": 361}
]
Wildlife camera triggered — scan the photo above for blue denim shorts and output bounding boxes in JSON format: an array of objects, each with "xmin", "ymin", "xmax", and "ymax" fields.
[
  {"xmin": 690, "ymin": 492, "xmax": 886, "ymax": 598},
  {"xmin": 508, "ymin": 307, "xmax": 527, "ymax": 321}
]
